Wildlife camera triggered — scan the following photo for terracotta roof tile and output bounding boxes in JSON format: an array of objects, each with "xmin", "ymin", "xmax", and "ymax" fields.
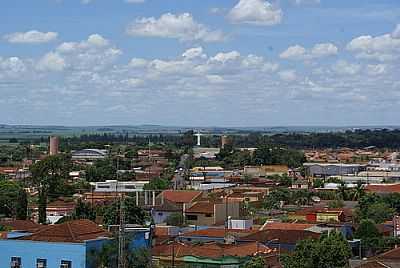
[
  {"xmin": 262, "ymin": 222, "xmax": 315, "ymax": 231},
  {"xmin": 183, "ymin": 228, "xmax": 257, "ymax": 238},
  {"xmin": 0, "ymin": 220, "xmax": 42, "ymax": 233},
  {"xmin": 185, "ymin": 202, "xmax": 215, "ymax": 214},
  {"xmin": 162, "ymin": 190, "xmax": 202, "ymax": 204},
  {"xmin": 152, "ymin": 241, "xmax": 272, "ymax": 259},
  {"xmin": 244, "ymin": 229, "xmax": 320, "ymax": 244},
  {"xmin": 365, "ymin": 184, "xmax": 400, "ymax": 193},
  {"xmin": 18, "ymin": 219, "xmax": 110, "ymax": 243}
]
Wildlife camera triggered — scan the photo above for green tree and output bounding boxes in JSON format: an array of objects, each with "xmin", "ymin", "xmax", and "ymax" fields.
[
  {"xmin": 354, "ymin": 219, "xmax": 381, "ymax": 252},
  {"xmin": 328, "ymin": 199, "xmax": 344, "ymax": 209},
  {"xmin": 30, "ymin": 155, "xmax": 71, "ymax": 223},
  {"xmin": 356, "ymin": 202, "xmax": 395, "ymax": 224},
  {"xmin": 283, "ymin": 231, "xmax": 351, "ymax": 268},
  {"xmin": 72, "ymin": 199, "xmax": 95, "ymax": 221},
  {"xmin": 166, "ymin": 212, "xmax": 184, "ymax": 226},
  {"xmin": 144, "ymin": 177, "xmax": 170, "ymax": 190},
  {"xmin": 244, "ymin": 256, "xmax": 266, "ymax": 268},
  {"xmin": 85, "ymin": 159, "xmax": 116, "ymax": 182},
  {"xmin": 103, "ymin": 197, "xmax": 147, "ymax": 227},
  {"xmin": 0, "ymin": 180, "xmax": 27, "ymax": 219}
]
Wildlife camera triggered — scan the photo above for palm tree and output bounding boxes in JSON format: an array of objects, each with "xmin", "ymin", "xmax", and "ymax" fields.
[
  {"xmin": 352, "ymin": 181, "xmax": 365, "ymax": 201},
  {"xmin": 337, "ymin": 181, "xmax": 347, "ymax": 200}
]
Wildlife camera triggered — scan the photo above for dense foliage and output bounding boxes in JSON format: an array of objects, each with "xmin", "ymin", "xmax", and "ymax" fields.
[
  {"xmin": 283, "ymin": 231, "xmax": 351, "ymax": 268},
  {"xmin": 0, "ymin": 180, "xmax": 27, "ymax": 219},
  {"xmin": 103, "ymin": 197, "xmax": 147, "ymax": 227}
]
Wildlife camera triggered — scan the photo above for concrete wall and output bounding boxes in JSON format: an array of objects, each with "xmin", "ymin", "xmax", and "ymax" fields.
[
  {"xmin": 214, "ymin": 202, "xmax": 240, "ymax": 224},
  {"xmin": 152, "ymin": 210, "xmax": 175, "ymax": 224}
]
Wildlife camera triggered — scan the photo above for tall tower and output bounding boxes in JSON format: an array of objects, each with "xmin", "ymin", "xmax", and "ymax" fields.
[
  {"xmin": 194, "ymin": 131, "xmax": 202, "ymax": 146},
  {"xmin": 221, "ymin": 135, "xmax": 229, "ymax": 149},
  {"xmin": 49, "ymin": 136, "xmax": 59, "ymax": 156}
]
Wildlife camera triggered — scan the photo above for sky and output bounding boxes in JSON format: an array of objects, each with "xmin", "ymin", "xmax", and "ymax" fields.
[{"xmin": 0, "ymin": 0, "xmax": 399, "ymax": 127}]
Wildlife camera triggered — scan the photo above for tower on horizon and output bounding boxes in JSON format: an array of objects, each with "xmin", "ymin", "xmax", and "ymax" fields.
[{"xmin": 49, "ymin": 136, "xmax": 60, "ymax": 156}]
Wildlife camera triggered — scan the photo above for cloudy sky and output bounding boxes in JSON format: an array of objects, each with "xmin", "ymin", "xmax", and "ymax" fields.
[{"xmin": 1, "ymin": 0, "xmax": 399, "ymax": 126}]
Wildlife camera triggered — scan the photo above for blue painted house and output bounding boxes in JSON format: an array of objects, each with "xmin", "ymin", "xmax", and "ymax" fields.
[{"xmin": 0, "ymin": 219, "xmax": 111, "ymax": 268}]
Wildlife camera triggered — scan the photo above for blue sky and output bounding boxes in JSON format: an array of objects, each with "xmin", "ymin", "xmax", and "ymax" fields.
[{"xmin": 0, "ymin": 0, "xmax": 399, "ymax": 126}]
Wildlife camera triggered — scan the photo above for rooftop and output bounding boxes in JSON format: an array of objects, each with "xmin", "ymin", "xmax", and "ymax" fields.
[
  {"xmin": 153, "ymin": 241, "xmax": 272, "ymax": 259},
  {"xmin": 0, "ymin": 220, "xmax": 42, "ymax": 233},
  {"xmin": 161, "ymin": 190, "xmax": 202, "ymax": 204},
  {"xmin": 18, "ymin": 219, "xmax": 110, "ymax": 243}
]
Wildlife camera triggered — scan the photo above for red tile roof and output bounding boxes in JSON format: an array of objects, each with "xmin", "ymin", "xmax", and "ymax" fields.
[
  {"xmin": 261, "ymin": 222, "xmax": 315, "ymax": 231},
  {"xmin": 183, "ymin": 228, "xmax": 257, "ymax": 238},
  {"xmin": 162, "ymin": 190, "xmax": 202, "ymax": 204},
  {"xmin": 18, "ymin": 219, "xmax": 110, "ymax": 243},
  {"xmin": 378, "ymin": 247, "xmax": 400, "ymax": 260},
  {"xmin": 0, "ymin": 220, "xmax": 42, "ymax": 233},
  {"xmin": 185, "ymin": 202, "xmax": 215, "ymax": 214},
  {"xmin": 153, "ymin": 241, "xmax": 272, "ymax": 259},
  {"xmin": 244, "ymin": 229, "xmax": 321, "ymax": 244},
  {"xmin": 365, "ymin": 184, "xmax": 400, "ymax": 193}
]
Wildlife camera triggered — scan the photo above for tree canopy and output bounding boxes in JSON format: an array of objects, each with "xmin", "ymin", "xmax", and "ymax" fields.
[{"xmin": 283, "ymin": 231, "xmax": 351, "ymax": 268}]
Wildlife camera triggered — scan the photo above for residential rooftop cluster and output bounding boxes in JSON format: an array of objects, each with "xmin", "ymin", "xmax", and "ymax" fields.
[{"xmin": 2, "ymin": 130, "xmax": 400, "ymax": 267}]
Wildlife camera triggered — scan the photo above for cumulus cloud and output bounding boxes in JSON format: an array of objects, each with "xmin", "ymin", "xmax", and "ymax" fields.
[
  {"xmin": 332, "ymin": 60, "xmax": 361, "ymax": 75},
  {"xmin": 210, "ymin": 51, "xmax": 241, "ymax": 63},
  {"xmin": 182, "ymin": 47, "xmax": 207, "ymax": 59},
  {"xmin": 392, "ymin": 24, "xmax": 400, "ymax": 39},
  {"xmin": 278, "ymin": 70, "xmax": 297, "ymax": 81},
  {"xmin": 126, "ymin": 13, "xmax": 226, "ymax": 42},
  {"xmin": 0, "ymin": 57, "xmax": 26, "ymax": 75},
  {"xmin": 347, "ymin": 29, "xmax": 400, "ymax": 62},
  {"xmin": 37, "ymin": 52, "xmax": 66, "ymax": 72},
  {"xmin": 4, "ymin": 30, "xmax": 58, "ymax": 44},
  {"xmin": 365, "ymin": 64, "xmax": 386, "ymax": 76},
  {"xmin": 280, "ymin": 43, "xmax": 338, "ymax": 60},
  {"xmin": 39, "ymin": 34, "xmax": 122, "ymax": 72},
  {"xmin": 228, "ymin": 0, "xmax": 282, "ymax": 26}
]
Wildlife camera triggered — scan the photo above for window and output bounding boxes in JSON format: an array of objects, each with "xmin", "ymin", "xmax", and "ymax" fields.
[
  {"xmin": 10, "ymin": 257, "xmax": 21, "ymax": 268},
  {"xmin": 60, "ymin": 260, "xmax": 72, "ymax": 268},
  {"xmin": 37, "ymin": 259, "xmax": 47, "ymax": 268},
  {"xmin": 98, "ymin": 185, "xmax": 110, "ymax": 189},
  {"xmin": 186, "ymin": 215, "xmax": 198, "ymax": 221},
  {"xmin": 158, "ymin": 212, "xmax": 163, "ymax": 216},
  {"xmin": 205, "ymin": 213, "xmax": 212, "ymax": 217}
]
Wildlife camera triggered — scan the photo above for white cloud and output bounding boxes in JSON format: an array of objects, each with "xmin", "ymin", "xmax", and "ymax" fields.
[
  {"xmin": 228, "ymin": 0, "xmax": 282, "ymax": 26},
  {"xmin": 48, "ymin": 34, "xmax": 122, "ymax": 71},
  {"xmin": 391, "ymin": 24, "xmax": 400, "ymax": 39},
  {"xmin": 182, "ymin": 47, "xmax": 207, "ymax": 59},
  {"xmin": 0, "ymin": 57, "xmax": 26, "ymax": 74},
  {"xmin": 278, "ymin": 70, "xmax": 297, "ymax": 81},
  {"xmin": 311, "ymin": 43, "xmax": 338, "ymax": 57},
  {"xmin": 332, "ymin": 60, "xmax": 361, "ymax": 75},
  {"xmin": 210, "ymin": 51, "xmax": 241, "ymax": 63},
  {"xmin": 129, "ymin": 58, "xmax": 149, "ymax": 68},
  {"xmin": 366, "ymin": 64, "xmax": 386, "ymax": 76},
  {"xmin": 280, "ymin": 43, "xmax": 338, "ymax": 60},
  {"xmin": 4, "ymin": 30, "xmax": 58, "ymax": 44},
  {"xmin": 126, "ymin": 13, "xmax": 226, "ymax": 42},
  {"xmin": 37, "ymin": 52, "xmax": 66, "ymax": 72},
  {"xmin": 121, "ymin": 78, "xmax": 144, "ymax": 87},
  {"xmin": 280, "ymin": 45, "xmax": 306, "ymax": 59},
  {"xmin": 347, "ymin": 31, "xmax": 400, "ymax": 61}
]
